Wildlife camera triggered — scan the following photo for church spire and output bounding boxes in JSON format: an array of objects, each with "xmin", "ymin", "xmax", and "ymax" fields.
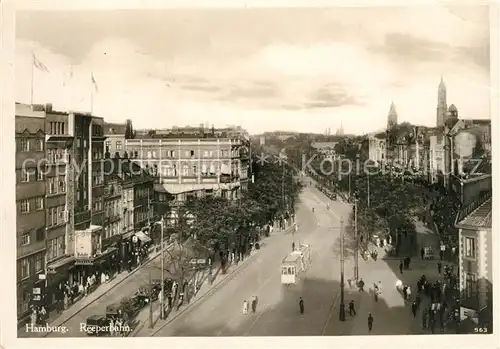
[{"xmin": 387, "ymin": 101, "xmax": 398, "ymax": 129}]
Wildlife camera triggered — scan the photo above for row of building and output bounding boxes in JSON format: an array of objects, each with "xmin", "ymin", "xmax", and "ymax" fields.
[{"xmin": 15, "ymin": 102, "xmax": 251, "ymax": 323}]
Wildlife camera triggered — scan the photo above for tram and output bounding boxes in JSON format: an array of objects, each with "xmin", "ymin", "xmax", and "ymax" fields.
[{"xmin": 280, "ymin": 244, "xmax": 312, "ymax": 285}]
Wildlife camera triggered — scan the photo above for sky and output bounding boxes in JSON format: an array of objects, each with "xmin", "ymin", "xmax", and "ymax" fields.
[{"xmin": 15, "ymin": 6, "xmax": 491, "ymax": 135}]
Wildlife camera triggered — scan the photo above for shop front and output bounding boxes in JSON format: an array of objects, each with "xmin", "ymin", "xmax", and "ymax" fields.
[{"xmin": 46, "ymin": 255, "xmax": 76, "ymax": 311}]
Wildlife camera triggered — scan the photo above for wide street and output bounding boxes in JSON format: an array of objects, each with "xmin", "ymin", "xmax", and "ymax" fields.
[{"xmin": 150, "ymin": 182, "xmax": 353, "ymax": 336}]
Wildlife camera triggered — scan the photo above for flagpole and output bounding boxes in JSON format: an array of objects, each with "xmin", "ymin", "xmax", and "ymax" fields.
[{"xmin": 30, "ymin": 53, "xmax": 35, "ymax": 107}]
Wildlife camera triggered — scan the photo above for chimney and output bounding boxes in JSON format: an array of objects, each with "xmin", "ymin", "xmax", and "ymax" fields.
[{"xmin": 45, "ymin": 103, "xmax": 53, "ymax": 112}]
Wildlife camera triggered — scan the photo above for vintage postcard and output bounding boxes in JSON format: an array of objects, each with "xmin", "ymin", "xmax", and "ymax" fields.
[{"xmin": 1, "ymin": 1, "xmax": 498, "ymax": 349}]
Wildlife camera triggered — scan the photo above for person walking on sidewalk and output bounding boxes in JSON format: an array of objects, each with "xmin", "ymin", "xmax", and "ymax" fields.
[
  {"xmin": 367, "ymin": 313, "xmax": 374, "ymax": 332},
  {"xmin": 420, "ymin": 247, "xmax": 425, "ymax": 259},
  {"xmin": 292, "ymin": 241, "xmax": 296, "ymax": 251},
  {"xmin": 437, "ymin": 261, "xmax": 442, "ymax": 275},
  {"xmin": 349, "ymin": 300, "xmax": 356, "ymax": 316},
  {"xmin": 251, "ymin": 296, "xmax": 258, "ymax": 313},
  {"xmin": 242, "ymin": 300, "xmax": 249, "ymax": 315},
  {"xmin": 299, "ymin": 297, "xmax": 304, "ymax": 314},
  {"xmin": 411, "ymin": 301, "xmax": 418, "ymax": 317},
  {"xmin": 399, "ymin": 260, "xmax": 404, "ymax": 274}
]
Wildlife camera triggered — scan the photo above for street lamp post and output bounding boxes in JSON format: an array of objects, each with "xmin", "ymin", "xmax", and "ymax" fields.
[
  {"xmin": 160, "ymin": 215, "xmax": 165, "ymax": 320},
  {"xmin": 367, "ymin": 173, "xmax": 370, "ymax": 208},
  {"xmin": 354, "ymin": 200, "xmax": 359, "ymax": 281},
  {"xmin": 339, "ymin": 218, "xmax": 346, "ymax": 322},
  {"xmin": 148, "ymin": 270, "xmax": 153, "ymax": 328}
]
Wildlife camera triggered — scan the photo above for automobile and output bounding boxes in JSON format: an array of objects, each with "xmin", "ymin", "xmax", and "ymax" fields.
[
  {"xmin": 105, "ymin": 302, "xmax": 124, "ymax": 319},
  {"xmin": 85, "ymin": 315, "xmax": 110, "ymax": 336}
]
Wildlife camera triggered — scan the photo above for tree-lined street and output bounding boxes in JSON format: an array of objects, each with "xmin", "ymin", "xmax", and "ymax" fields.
[{"xmin": 148, "ymin": 181, "xmax": 352, "ymax": 336}]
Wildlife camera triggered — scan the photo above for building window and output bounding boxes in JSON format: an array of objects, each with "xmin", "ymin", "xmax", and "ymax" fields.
[
  {"xmin": 116, "ymin": 141, "xmax": 122, "ymax": 151},
  {"xmin": 37, "ymin": 169, "xmax": 44, "ymax": 181},
  {"xmin": 20, "ymin": 200, "xmax": 30, "ymax": 213},
  {"xmin": 48, "ymin": 177, "xmax": 56, "ymax": 195},
  {"xmin": 464, "ymin": 237, "xmax": 476, "ymax": 258},
  {"xmin": 20, "ymin": 258, "xmax": 30, "ymax": 279},
  {"xmin": 57, "ymin": 206, "xmax": 65, "ymax": 225},
  {"xmin": 465, "ymin": 273, "xmax": 476, "ymax": 298},
  {"xmin": 20, "ymin": 138, "xmax": 29, "ymax": 152},
  {"xmin": 36, "ymin": 139, "xmax": 44, "ymax": 151},
  {"xmin": 21, "ymin": 233, "xmax": 30, "ymax": 246},
  {"xmin": 36, "ymin": 228, "xmax": 44, "ymax": 241},
  {"xmin": 35, "ymin": 197, "xmax": 44, "ymax": 210},
  {"xmin": 105, "ymin": 141, "xmax": 111, "ymax": 153},
  {"xmin": 59, "ymin": 176, "xmax": 66, "ymax": 193},
  {"xmin": 21, "ymin": 169, "xmax": 29, "ymax": 183},
  {"xmin": 190, "ymin": 150, "xmax": 195, "ymax": 158},
  {"xmin": 35, "ymin": 253, "xmax": 43, "ymax": 272}
]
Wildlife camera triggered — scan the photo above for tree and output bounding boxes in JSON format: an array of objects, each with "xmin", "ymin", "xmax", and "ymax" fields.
[{"xmin": 162, "ymin": 236, "xmax": 200, "ymax": 301}]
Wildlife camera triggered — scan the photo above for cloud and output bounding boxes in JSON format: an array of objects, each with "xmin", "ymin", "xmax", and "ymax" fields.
[
  {"xmin": 14, "ymin": 8, "xmax": 490, "ymax": 135},
  {"xmin": 371, "ymin": 32, "xmax": 490, "ymax": 71}
]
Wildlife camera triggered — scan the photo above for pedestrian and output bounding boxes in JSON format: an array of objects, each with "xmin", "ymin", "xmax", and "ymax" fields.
[
  {"xmin": 399, "ymin": 260, "xmax": 404, "ymax": 274},
  {"xmin": 292, "ymin": 241, "xmax": 295, "ymax": 251},
  {"xmin": 367, "ymin": 313, "xmax": 374, "ymax": 332},
  {"xmin": 357, "ymin": 278, "xmax": 365, "ymax": 292},
  {"xmin": 349, "ymin": 300, "xmax": 356, "ymax": 316},
  {"xmin": 422, "ymin": 310, "xmax": 428, "ymax": 329},
  {"xmin": 437, "ymin": 261, "xmax": 442, "ymax": 274},
  {"xmin": 406, "ymin": 286, "xmax": 412, "ymax": 300},
  {"xmin": 242, "ymin": 300, "xmax": 249, "ymax": 315},
  {"xmin": 176, "ymin": 292, "xmax": 184, "ymax": 310},
  {"xmin": 402, "ymin": 286, "xmax": 408, "ymax": 300},
  {"xmin": 411, "ymin": 301, "xmax": 418, "ymax": 317},
  {"xmin": 299, "ymin": 297, "xmax": 304, "ymax": 314},
  {"xmin": 347, "ymin": 278, "xmax": 352, "ymax": 288},
  {"xmin": 167, "ymin": 293, "xmax": 173, "ymax": 309},
  {"xmin": 251, "ymin": 296, "xmax": 257, "ymax": 313},
  {"xmin": 420, "ymin": 247, "xmax": 425, "ymax": 259}
]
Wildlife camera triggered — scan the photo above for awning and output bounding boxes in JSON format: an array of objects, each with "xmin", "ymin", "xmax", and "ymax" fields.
[
  {"xmin": 135, "ymin": 231, "xmax": 152, "ymax": 243},
  {"xmin": 74, "ymin": 247, "xmax": 118, "ymax": 266},
  {"xmin": 47, "ymin": 256, "xmax": 76, "ymax": 274},
  {"xmin": 154, "ymin": 183, "xmax": 229, "ymax": 194}
]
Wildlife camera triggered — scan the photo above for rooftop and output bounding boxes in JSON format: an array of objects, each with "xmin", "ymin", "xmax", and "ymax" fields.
[
  {"xmin": 456, "ymin": 197, "xmax": 492, "ymax": 230},
  {"xmin": 104, "ymin": 122, "xmax": 127, "ymax": 135},
  {"xmin": 311, "ymin": 141, "xmax": 337, "ymax": 149}
]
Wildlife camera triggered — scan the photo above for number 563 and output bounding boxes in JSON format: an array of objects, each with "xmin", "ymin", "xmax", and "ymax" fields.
[{"xmin": 474, "ymin": 327, "xmax": 488, "ymax": 333}]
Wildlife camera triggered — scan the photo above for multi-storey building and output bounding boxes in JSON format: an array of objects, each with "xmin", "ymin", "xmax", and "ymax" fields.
[
  {"xmin": 310, "ymin": 142, "xmax": 338, "ymax": 160},
  {"xmin": 455, "ymin": 195, "xmax": 492, "ymax": 332},
  {"xmin": 102, "ymin": 174, "xmax": 123, "ymax": 250},
  {"xmin": 101, "ymin": 158, "xmax": 154, "ymax": 267},
  {"xmin": 104, "ymin": 122, "xmax": 126, "ymax": 158},
  {"xmin": 125, "ymin": 127, "xmax": 250, "ymax": 226},
  {"xmin": 44, "ymin": 105, "xmax": 73, "ymax": 306},
  {"xmin": 15, "ymin": 103, "xmax": 47, "ymax": 322}
]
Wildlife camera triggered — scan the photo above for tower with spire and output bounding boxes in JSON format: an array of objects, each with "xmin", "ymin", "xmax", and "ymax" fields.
[
  {"xmin": 387, "ymin": 101, "xmax": 398, "ymax": 129},
  {"xmin": 336, "ymin": 120, "xmax": 344, "ymax": 136},
  {"xmin": 437, "ymin": 75, "xmax": 447, "ymax": 127}
]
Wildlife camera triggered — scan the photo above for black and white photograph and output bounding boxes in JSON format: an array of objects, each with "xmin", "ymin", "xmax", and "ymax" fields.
[{"xmin": 2, "ymin": 2, "xmax": 497, "ymax": 345}]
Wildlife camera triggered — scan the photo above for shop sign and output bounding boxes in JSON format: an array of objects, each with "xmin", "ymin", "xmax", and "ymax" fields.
[
  {"xmin": 75, "ymin": 230, "xmax": 93, "ymax": 257},
  {"xmin": 75, "ymin": 258, "xmax": 94, "ymax": 266}
]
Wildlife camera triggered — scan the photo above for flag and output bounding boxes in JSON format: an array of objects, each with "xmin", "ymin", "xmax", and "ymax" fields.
[
  {"xmin": 91, "ymin": 72, "xmax": 98, "ymax": 92},
  {"xmin": 33, "ymin": 54, "xmax": 49, "ymax": 72}
]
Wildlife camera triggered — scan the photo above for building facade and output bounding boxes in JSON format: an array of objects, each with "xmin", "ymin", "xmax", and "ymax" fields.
[
  {"xmin": 455, "ymin": 196, "xmax": 492, "ymax": 332},
  {"xmin": 125, "ymin": 129, "xmax": 250, "ymax": 226},
  {"xmin": 15, "ymin": 104, "xmax": 47, "ymax": 321},
  {"xmin": 368, "ymin": 135, "xmax": 386, "ymax": 165}
]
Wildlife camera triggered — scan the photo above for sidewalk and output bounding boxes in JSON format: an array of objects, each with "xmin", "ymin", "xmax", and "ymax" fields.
[
  {"xmin": 132, "ymin": 225, "xmax": 295, "ymax": 337},
  {"xmin": 18, "ymin": 244, "xmax": 167, "ymax": 338}
]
